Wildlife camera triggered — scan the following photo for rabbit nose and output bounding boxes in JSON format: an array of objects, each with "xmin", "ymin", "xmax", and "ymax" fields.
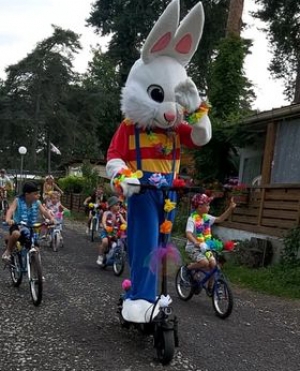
[{"xmin": 164, "ymin": 112, "xmax": 176, "ymax": 122}]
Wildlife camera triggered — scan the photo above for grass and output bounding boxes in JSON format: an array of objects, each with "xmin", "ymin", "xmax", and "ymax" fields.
[
  {"xmin": 175, "ymin": 241, "xmax": 300, "ymax": 300},
  {"xmin": 223, "ymin": 263, "xmax": 300, "ymax": 300}
]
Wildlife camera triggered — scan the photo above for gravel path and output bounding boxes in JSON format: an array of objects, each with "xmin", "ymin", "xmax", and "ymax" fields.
[{"xmin": 0, "ymin": 221, "xmax": 299, "ymax": 371}]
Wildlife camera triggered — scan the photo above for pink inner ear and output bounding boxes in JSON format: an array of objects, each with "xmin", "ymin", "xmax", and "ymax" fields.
[
  {"xmin": 151, "ymin": 32, "xmax": 172, "ymax": 53},
  {"xmin": 175, "ymin": 34, "xmax": 192, "ymax": 54}
]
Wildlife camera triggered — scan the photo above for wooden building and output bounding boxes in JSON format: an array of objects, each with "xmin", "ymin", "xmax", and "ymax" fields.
[{"xmin": 216, "ymin": 103, "xmax": 300, "ymax": 242}]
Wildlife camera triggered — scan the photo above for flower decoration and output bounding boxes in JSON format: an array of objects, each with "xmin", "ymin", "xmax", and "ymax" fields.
[
  {"xmin": 230, "ymin": 183, "xmax": 248, "ymax": 195},
  {"xmin": 160, "ymin": 220, "xmax": 173, "ymax": 234},
  {"xmin": 184, "ymin": 100, "xmax": 211, "ymax": 125},
  {"xmin": 149, "ymin": 173, "xmax": 168, "ymax": 188},
  {"xmin": 172, "ymin": 177, "xmax": 186, "ymax": 188},
  {"xmin": 113, "ymin": 168, "xmax": 143, "ymax": 193},
  {"xmin": 164, "ymin": 199, "xmax": 176, "ymax": 213}
]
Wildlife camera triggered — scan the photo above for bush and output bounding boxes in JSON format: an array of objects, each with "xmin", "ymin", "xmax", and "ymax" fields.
[
  {"xmin": 282, "ymin": 227, "xmax": 300, "ymax": 267},
  {"xmin": 58, "ymin": 176, "xmax": 85, "ymax": 194}
]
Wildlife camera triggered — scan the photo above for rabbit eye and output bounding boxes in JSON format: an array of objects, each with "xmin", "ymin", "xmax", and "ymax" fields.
[{"xmin": 147, "ymin": 85, "xmax": 164, "ymax": 103}]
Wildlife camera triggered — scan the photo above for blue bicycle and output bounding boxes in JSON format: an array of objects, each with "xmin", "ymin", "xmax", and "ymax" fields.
[
  {"xmin": 175, "ymin": 251, "xmax": 233, "ymax": 319},
  {"xmin": 6, "ymin": 221, "xmax": 48, "ymax": 306},
  {"xmin": 102, "ymin": 237, "xmax": 127, "ymax": 276}
]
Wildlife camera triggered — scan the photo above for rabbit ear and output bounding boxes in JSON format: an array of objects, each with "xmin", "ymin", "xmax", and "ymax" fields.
[
  {"xmin": 141, "ymin": 0, "xmax": 180, "ymax": 64},
  {"xmin": 171, "ymin": 2, "xmax": 205, "ymax": 66}
]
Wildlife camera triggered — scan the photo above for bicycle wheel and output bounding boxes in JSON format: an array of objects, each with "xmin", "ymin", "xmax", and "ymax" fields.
[
  {"xmin": 52, "ymin": 232, "xmax": 59, "ymax": 252},
  {"xmin": 175, "ymin": 267, "xmax": 194, "ymax": 301},
  {"xmin": 91, "ymin": 218, "xmax": 97, "ymax": 242},
  {"xmin": 113, "ymin": 250, "xmax": 125, "ymax": 276},
  {"xmin": 28, "ymin": 251, "xmax": 43, "ymax": 306},
  {"xmin": 212, "ymin": 277, "xmax": 233, "ymax": 319},
  {"xmin": 10, "ymin": 253, "xmax": 23, "ymax": 287},
  {"xmin": 155, "ymin": 327, "xmax": 175, "ymax": 365}
]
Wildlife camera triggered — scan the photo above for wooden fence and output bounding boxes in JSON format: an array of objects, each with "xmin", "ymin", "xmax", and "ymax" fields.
[
  {"xmin": 222, "ymin": 184, "xmax": 300, "ymax": 237},
  {"xmin": 61, "ymin": 193, "xmax": 87, "ymax": 214}
]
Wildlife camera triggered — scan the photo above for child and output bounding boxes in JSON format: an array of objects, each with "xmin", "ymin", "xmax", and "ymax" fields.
[
  {"xmin": 96, "ymin": 196, "xmax": 126, "ymax": 266},
  {"xmin": 83, "ymin": 185, "xmax": 107, "ymax": 234},
  {"xmin": 180, "ymin": 193, "xmax": 236, "ymax": 292},
  {"xmin": 2, "ymin": 181, "xmax": 55, "ymax": 262},
  {"xmin": 45, "ymin": 191, "xmax": 68, "ymax": 220},
  {"xmin": 42, "ymin": 175, "xmax": 64, "ymax": 202}
]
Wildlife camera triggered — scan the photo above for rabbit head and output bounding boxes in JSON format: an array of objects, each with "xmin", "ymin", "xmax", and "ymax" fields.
[{"xmin": 121, "ymin": 0, "xmax": 205, "ymax": 130}]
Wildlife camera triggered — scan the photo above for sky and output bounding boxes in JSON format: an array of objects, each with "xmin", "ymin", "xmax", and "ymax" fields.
[{"xmin": 0, "ymin": 0, "xmax": 289, "ymax": 112}]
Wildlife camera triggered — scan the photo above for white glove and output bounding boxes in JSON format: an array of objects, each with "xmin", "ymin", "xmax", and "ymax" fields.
[
  {"xmin": 175, "ymin": 77, "xmax": 201, "ymax": 113},
  {"xmin": 119, "ymin": 177, "xmax": 141, "ymax": 198}
]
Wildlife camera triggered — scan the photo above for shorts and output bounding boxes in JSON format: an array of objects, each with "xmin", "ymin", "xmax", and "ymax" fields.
[{"xmin": 187, "ymin": 248, "xmax": 207, "ymax": 263}]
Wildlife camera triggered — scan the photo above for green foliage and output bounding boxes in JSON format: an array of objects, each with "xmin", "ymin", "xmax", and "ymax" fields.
[
  {"xmin": 223, "ymin": 263, "xmax": 300, "ymax": 299},
  {"xmin": 210, "ymin": 35, "xmax": 255, "ymax": 118},
  {"xmin": 81, "ymin": 163, "xmax": 101, "ymax": 195},
  {"xmin": 254, "ymin": 0, "xmax": 300, "ymax": 101},
  {"xmin": 193, "ymin": 119, "xmax": 240, "ymax": 183},
  {"xmin": 281, "ymin": 227, "xmax": 300, "ymax": 267},
  {"xmin": 58, "ymin": 176, "xmax": 85, "ymax": 194}
]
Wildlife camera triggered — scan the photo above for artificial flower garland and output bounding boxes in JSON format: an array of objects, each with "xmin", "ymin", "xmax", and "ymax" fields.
[
  {"xmin": 112, "ymin": 168, "xmax": 143, "ymax": 193},
  {"xmin": 184, "ymin": 100, "xmax": 211, "ymax": 125},
  {"xmin": 191, "ymin": 211, "xmax": 212, "ymax": 243}
]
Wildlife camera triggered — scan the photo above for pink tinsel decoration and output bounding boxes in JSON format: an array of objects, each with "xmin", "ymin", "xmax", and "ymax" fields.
[{"xmin": 148, "ymin": 243, "xmax": 182, "ymax": 273}]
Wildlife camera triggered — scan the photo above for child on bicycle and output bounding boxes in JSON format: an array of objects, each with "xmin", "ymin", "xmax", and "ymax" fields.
[
  {"xmin": 96, "ymin": 196, "xmax": 126, "ymax": 266},
  {"xmin": 83, "ymin": 185, "xmax": 107, "ymax": 234},
  {"xmin": 45, "ymin": 191, "xmax": 69, "ymax": 220},
  {"xmin": 2, "ymin": 181, "xmax": 55, "ymax": 262},
  {"xmin": 42, "ymin": 175, "xmax": 64, "ymax": 202},
  {"xmin": 180, "ymin": 193, "xmax": 236, "ymax": 292}
]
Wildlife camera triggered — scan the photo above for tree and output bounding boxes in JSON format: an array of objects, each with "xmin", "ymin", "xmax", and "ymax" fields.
[
  {"xmin": 3, "ymin": 26, "xmax": 82, "ymax": 171},
  {"xmin": 87, "ymin": 0, "xmax": 231, "ymax": 91},
  {"xmin": 254, "ymin": 0, "xmax": 300, "ymax": 102}
]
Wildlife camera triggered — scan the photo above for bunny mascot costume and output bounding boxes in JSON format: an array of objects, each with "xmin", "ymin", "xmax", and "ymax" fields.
[{"xmin": 106, "ymin": 0, "xmax": 211, "ymax": 323}]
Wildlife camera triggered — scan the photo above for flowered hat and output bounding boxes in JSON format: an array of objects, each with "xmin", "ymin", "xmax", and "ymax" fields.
[{"xmin": 191, "ymin": 193, "xmax": 213, "ymax": 209}]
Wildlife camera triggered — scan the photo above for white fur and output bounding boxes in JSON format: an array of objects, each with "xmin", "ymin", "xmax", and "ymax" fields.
[{"xmin": 109, "ymin": 1, "xmax": 212, "ymax": 198}]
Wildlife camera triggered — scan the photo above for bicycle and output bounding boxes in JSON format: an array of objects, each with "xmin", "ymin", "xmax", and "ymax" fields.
[
  {"xmin": 3, "ymin": 221, "xmax": 50, "ymax": 306},
  {"xmin": 102, "ymin": 236, "xmax": 127, "ymax": 276},
  {"xmin": 118, "ymin": 182, "xmax": 203, "ymax": 365},
  {"xmin": 175, "ymin": 250, "xmax": 233, "ymax": 319},
  {"xmin": 42, "ymin": 212, "xmax": 64, "ymax": 252},
  {"xmin": 88, "ymin": 203, "xmax": 103, "ymax": 242}
]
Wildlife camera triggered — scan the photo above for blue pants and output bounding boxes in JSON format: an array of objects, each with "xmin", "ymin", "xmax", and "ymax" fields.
[{"xmin": 127, "ymin": 189, "xmax": 176, "ymax": 303}]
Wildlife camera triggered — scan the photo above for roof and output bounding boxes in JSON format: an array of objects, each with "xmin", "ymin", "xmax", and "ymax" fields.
[{"xmin": 240, "ymin": 103, "xmax": 300, "ymax": 132}]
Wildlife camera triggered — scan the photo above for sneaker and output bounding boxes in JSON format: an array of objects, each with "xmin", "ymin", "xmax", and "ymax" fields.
[
  {"xmin": 2, "ymin": 251, "xmax": 11, "ymax": 263},
  {"xmin": 180, "ymin": 265, "xmax": 191, "ymax": 283},
  {"xmin": 96, "ymin": 255, "xmax": 104, "ymax": 266}
]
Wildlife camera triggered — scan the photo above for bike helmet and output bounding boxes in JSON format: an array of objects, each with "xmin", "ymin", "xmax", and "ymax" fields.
[{"xmin": 191, "ymin": 193, "xmax": 213, "ymax": 209}]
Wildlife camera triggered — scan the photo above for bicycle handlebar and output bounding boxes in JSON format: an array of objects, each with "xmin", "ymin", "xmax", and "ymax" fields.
[{"xmin": 127, "ymin": 183, "xmax": 204, "ymax": 194}]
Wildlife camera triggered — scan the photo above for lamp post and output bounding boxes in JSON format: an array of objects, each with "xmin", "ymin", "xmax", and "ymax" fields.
[{"xmin": 18, "ymin": 146, "xmax": 27, "ymax": 193}]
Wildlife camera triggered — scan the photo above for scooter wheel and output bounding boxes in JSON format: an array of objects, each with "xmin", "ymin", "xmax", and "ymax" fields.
[
  {"xmin": 155, "ymin": 329, "xmax": 175, "ymax": 365},
  {"xmin": 118, "ymin": 311, "xmax": 130, "ymax": 329}
]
